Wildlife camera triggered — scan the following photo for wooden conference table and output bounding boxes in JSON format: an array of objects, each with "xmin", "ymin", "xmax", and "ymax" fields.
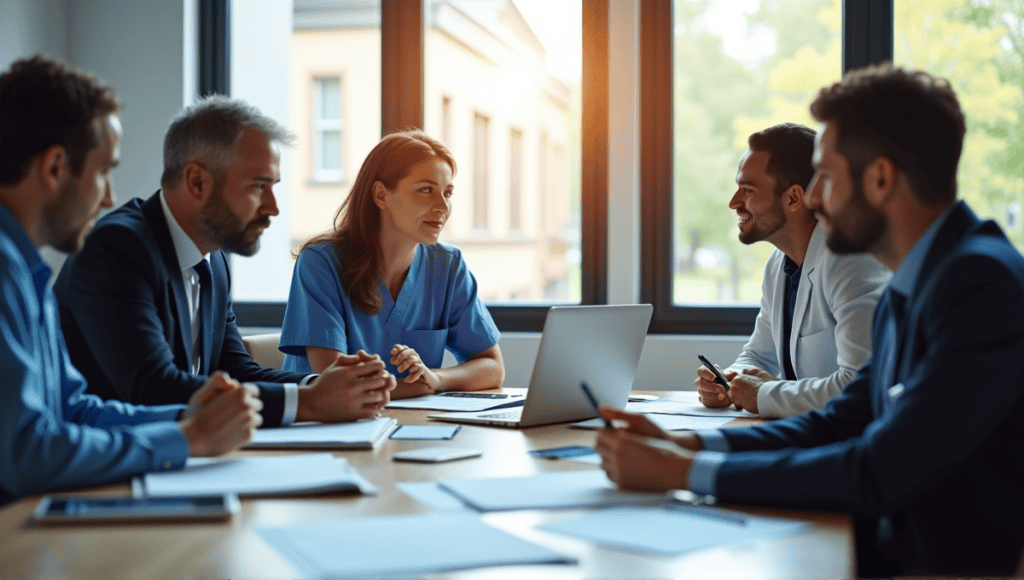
[{"xmin": 0, "ymin": 391, "xmax": 853, "ymax": 579}]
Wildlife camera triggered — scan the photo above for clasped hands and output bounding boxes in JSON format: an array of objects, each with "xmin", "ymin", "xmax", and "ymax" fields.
[{"xmin": 694, "ymin": 365, "xmax": 779, "ymax": 414}]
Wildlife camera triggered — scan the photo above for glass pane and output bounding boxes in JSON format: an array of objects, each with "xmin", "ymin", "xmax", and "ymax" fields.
[
  {"xmin": 320, "ymin": 130, "xmax": 342, "ymax": 170},
  {"xmin": 228, "ymin": 0, "xmax": 381, "ymax": 302},
  {"xmin": 672, "ymin": 0, "xmax": 842, "ymax": 305},
  {"xmin": 895, "ymin": 2, "xmax": 1024, "ymax": 253},
  {"xmin": 425, "ymin": 0, "xmax": 582, "ymax": 303},
  {"xmin": 318, "ymin": 77, "xmax": 342, "ymax": 120}
]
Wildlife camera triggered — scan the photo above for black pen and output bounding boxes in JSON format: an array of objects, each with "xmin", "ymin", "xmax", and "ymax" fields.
[
  {"xmin": 698, "ymin": 354, "xmax": 731, "ymax": 392},
  {"xmin": 581, "ymin": 383, "xmax": 613, "ymax": 428}
]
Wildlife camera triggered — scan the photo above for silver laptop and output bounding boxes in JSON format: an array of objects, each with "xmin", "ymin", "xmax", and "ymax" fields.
[{"xmin": 430, "ymin": 304, "xmax": 653, "ymax": 428}]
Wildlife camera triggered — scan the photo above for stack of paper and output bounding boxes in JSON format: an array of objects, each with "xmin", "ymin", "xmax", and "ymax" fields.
[
  {"xmin": 245, "ymin": 417, "xmax": 397, "ymax": 449},
  {"xmin": 540, "ymin": 505, "xmax": 810, "ymax": 556},
  {"xmin": 438, "ymin": 469, "xmax": 663, "ymax": 511},
  {"xmin": 259, "ymin": 513, "xmax": 574, "ymax": 578},
  {"xmin": 134, "ymin": 453, "xmax": 377, "ymax": 498}
]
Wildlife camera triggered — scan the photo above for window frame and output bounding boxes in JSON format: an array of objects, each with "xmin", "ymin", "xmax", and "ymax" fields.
[
  {"xmin": 207, "ymin": 0, "xmax": 608, "ymax": 330},
  {"xmin": 638, "ymin": 0, "xmax": 894, "ymax": 335}
]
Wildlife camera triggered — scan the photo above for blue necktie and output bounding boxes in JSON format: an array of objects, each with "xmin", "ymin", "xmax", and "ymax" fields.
[
  {"xmin": 878, "ymin": 288, "xmax": 906, "ymax": 414},
  {"xmin": 193, "ymin": 259, "xmax": 213, "ymax": 375}
]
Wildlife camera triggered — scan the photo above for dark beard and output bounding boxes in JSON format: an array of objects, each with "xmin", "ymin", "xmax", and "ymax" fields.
[
  {"xmin": 824, "ymin": 181, "xmax": 886, "ymax": 254},
  {"xmin": 197, "ymin": 186, "xmax": 269, "ymax": 256}
]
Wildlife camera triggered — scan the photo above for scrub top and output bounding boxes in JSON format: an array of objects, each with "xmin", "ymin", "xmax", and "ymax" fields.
[{"xmin": 279, "ymin": 242, "xmax": 500, "ymax": 377}]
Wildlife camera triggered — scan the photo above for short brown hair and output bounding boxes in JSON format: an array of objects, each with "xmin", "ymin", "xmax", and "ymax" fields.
[
  {"xmin": 747, "ymin": 123, "xmax": 817, "ymax": 196},
  {"xmin": 0, "ymin": 55, "xmax": 121, "ymax": 185},
  {"xmin": 810, "ymin": 63, "xmax": 966, "ymax": 206}
]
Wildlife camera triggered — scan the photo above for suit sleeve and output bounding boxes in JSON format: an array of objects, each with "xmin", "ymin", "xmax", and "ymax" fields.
[
  {"xmin": 756, "ymin": 253, "xmax": 889, "ymax": 417},
  {"xmin": 713, "ymin": 253, "xmax": 1024, "ymax": 517}
]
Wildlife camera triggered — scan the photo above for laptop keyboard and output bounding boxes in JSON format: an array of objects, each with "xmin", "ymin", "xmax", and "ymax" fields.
[{"xmin": 480, "ymin": 410, "xmax": 522, "ymax": 420}]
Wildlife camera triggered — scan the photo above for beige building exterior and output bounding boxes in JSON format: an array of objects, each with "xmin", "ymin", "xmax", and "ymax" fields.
[{"xmin": 288, "ymin": 0, "xmax": 577, "ymax": 301}]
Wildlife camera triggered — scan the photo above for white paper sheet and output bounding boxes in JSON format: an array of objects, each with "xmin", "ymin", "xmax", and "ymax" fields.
[
  {"xmin": 540, "ymin": 506, "xmax": 810, "ymax": 557},
  {"xmin": 571, "ymin": 414, "xmax": 734, "ymax": 431},
  {"xmin": 245, "ymin": 417, "xmax": 397, "ymax": 449},
  {"xmin": 386, "ymin": 392, "xmax": 525, "ymax": 411},
  {"xmin": 396, "ymin": 482, "xmax": 474, "ymax": 512},
  {"xmin": 136, "ymin": 453, "xmax": 377, "ymax": 497},
  {"xmin": 258, "ymin": 513, "xmax": 574, "ymax": 579},
  {"xmin": 626, "ymin": 391, "xmax": 757, "ymax": 418},
  {"xmin": 438, "ymin": 469, "xmax": 664, "ymax": 512}
]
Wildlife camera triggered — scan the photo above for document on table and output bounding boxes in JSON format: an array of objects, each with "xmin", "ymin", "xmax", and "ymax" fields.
[
  {"xmin": 134, "ymin": 453, "xmax": 377, "ymax": 498},
  {"xmin": 386, "ymin": 390, "xmax": 526, "ymax": 411},
  {"xmin": 571, "ymin": 414, "xmax": 734, "ymax": 431},
  {"xmin": 438, "ymin": 469, "xmax": 664, "ymax": 512},
  {"xmin": 259, "ymin": 513, "xmax": 575, "ymax": 579},
  {"xmin": 540, "ymin": 505, "xmax": 811, "ymax": 557},
  {"xmin": 245, "ymin": 417, "xmax": 397, "ymax": 449},
  {"xmin": 626, "ymin": 391, "xmax": 757, "ymax": 418}
]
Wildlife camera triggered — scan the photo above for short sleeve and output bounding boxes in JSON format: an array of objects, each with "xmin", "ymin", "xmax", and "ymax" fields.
[
  {"xmin": 444, "ymin": 249, "xmax": 500, "ymax": 363},
  {"xmin": 279, "ymin": 246, "xmax": 349, "ymax": 357}
]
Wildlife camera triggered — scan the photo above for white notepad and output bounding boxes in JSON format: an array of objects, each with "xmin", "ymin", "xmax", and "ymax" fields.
[
  {"xmin": 134, "ymin": 453, "xmax": 377, "ymax": 497},
  {"xmin": 541, "ymin": 505, "xmax": 811, "ymax": 557},
  {"xmin": 437, "ymin": 469, "xmax": 664, "ymax": 512},
  {"xmin": 259, "ymin": 513, "xmax": 575, "ymax": 579},
  {"xmin": 245, "ymin": 417, "xmax": 397, "ymax": 449}
]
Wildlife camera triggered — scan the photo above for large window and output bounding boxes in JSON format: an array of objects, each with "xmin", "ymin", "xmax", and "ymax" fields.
[
  {"xmin": 641, "ymin": 0, "xmax": 892, "ymax": 334},
  {"xmin": 895, "ymin": 1, "xmax": 1024, "ymax": 253},
  {"xmin": 210, "ymin": 0, "xmax": 604, "ymax": 329}
]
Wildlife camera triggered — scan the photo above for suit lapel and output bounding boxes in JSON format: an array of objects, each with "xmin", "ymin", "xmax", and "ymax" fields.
[
  {"xmin": 141, "ymin": 193, "xmax": 194, "ymax": 367},
  {"xmin": 788, "ymin": 223, "xmax": 826, "ymax": 375}
]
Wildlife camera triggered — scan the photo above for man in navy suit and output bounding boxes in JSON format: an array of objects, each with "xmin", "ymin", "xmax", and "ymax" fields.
[
  {"xmin": 55, "ymin": 96, "xmax": 395, "ymax": 427},
  {"xmin": 596, "ymin": 65, "xmax": 1024, "ymax": 575}
]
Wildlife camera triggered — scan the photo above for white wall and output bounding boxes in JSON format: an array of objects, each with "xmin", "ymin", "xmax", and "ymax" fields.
[
  {"xmin": 4, "ymin": 0, "xmax": 748, "ymax": 390},
  {"xmin": 2, "ymin": 0, "xmax": 196, "ymax": 276}
]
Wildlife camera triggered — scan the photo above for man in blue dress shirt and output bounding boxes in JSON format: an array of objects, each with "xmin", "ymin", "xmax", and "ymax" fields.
[
  {"xmin": 0, "ymin": 55, "xmax": 262, "ymax": 505},
  {"xmin": 597, "ymin": 65, "xmax": 1024, "ymax": 575}
]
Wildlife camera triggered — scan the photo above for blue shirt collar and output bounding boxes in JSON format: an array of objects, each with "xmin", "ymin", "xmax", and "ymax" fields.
[
  {"xmin": 889, "ymin": 204, "xmax": 956, "ymax": 299},
  {"xmin": 0, "ymin": 202, "xmax": 51, "ymax": 294}
]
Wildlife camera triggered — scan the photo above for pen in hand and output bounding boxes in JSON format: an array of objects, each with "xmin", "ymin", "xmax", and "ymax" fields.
[{"xmin": 581, "ymin": 383, "xmax": 614, "ymax": 428}]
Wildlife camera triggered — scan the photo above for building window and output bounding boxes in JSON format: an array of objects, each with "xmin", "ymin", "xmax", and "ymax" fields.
[
  {"xmin": 312, "ymin": 76, "xmax": 344, "ymax": 183},
  {"xmin": 472, "ymin": 112, "xmax": 490, "ymax": 231},
  {"xmin": 509, "ymin": 127, "xmax": 524, "ymax": 231}
]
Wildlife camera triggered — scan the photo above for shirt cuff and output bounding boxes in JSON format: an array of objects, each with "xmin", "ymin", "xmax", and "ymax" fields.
[
  {"xmin": 695, "ymin": 429, "xmax": 731, "ymax": 452},
  {"xmin": 281, "ymin": 383, "xmax": 299, "ymax": 425},
  {"xmin": 299, "ymin": 374, "xmax": 317, "ymax": 386},
  {"xmin": 136, "ymin": 422, "xmax": 189, "ymax": 471},
  {"xmin": 687, "ymin": 451, "xmax": 727, "ymax": 496}
]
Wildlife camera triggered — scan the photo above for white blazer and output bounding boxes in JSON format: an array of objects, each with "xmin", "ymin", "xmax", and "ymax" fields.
[{"xmin": 728, "ymin": 221, "xmax": 890, "ymax": 418}]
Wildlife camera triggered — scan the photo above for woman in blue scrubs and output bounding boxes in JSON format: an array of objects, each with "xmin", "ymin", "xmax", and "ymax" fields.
[{"xmin": 279, "ymin": 130, "xmax": 504, "ymax": 399}]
